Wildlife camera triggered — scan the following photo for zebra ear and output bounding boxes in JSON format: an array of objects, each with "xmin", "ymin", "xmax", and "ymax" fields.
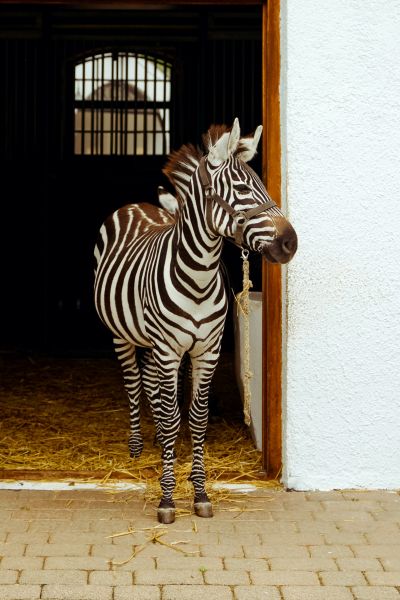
[
  {"xmin": 158, "ymin": 186, "xmax": 179, "ymax": 214},
  {"xmin": 237, "ymin": 125, "xmax": 263, "ymax": 162},
  {"xmin": 208, "ymin": 118, "xmax": 241, "ymax": 166},
  {"xmin": 228, "ymin": 118, "xmax": 241, "ymax": 155}
]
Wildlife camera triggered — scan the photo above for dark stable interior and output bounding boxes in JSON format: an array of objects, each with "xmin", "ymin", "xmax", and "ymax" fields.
[{"xmin": 0, "ymin": 5, "xmax": 263, "ymax": 430}]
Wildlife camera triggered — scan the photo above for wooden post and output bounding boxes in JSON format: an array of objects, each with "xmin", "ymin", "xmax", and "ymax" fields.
[{"xmin": 262, "ymin": 0, "xmax": 282, "ymax": 478}]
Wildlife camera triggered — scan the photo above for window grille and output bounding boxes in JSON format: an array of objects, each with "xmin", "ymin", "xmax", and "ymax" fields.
[{"xmin": 74, "ymin": 52, "xmax": 171, "ymax": 156}]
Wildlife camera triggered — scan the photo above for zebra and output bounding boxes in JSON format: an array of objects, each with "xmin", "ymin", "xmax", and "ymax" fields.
[{"xmin": 94, "ymin": 119, "xmax": 298, "ymax": 524}]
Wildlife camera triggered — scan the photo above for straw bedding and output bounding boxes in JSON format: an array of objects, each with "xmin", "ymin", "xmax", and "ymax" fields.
[{"xmin": 0, "ymin": 354, "xmax": 279, "ymax": 505}]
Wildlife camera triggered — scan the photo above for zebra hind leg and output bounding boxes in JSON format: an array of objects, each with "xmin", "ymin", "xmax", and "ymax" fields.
[{"xmin": 113, "ymin": 338, "xmax": 144, "ymax": 458}]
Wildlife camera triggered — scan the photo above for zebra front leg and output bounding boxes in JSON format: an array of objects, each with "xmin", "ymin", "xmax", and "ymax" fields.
[
  {"xmin": 113, "ymin": 338, "xmax": 143, "ymax": 458},
  {"xmin": 153, "ymin": 352, "xmax": 181, "ymax": 524},
  {"xmin": 188, "ymin": 354, "xmax": 218, "ymax": 518}
]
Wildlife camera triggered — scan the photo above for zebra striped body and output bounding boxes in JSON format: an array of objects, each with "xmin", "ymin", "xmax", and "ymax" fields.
[{"xmin": 94, "ymin": 120, "xmax": 297, "ymax": 523}]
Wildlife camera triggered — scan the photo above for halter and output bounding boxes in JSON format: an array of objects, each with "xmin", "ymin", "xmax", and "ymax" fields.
[{"xmin": 198, "ymin": 156, "xmax": 277, "ymax": 247}]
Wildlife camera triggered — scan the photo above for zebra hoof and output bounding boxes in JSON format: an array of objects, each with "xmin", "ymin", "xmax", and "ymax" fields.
[
  {"xmin": 157, "ymin": 507, "xmax": 176, "ymax": 524},
  {"xmin": 129, "ymin": 448, "xmax": 143, "ymax": 459},
  {"xmin": 194, "ymin": 501, "xmax": 213, "ymax": 518}
]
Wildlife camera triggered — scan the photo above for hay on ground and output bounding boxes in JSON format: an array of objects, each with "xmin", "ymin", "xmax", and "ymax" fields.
[{"xmin": 0, "ymin": 355, "xmax": 280, "ymax": 508}]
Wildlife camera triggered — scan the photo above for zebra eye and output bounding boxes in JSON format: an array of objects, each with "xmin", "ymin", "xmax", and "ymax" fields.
[{"xmin": 236, "ymin": 184, "xmax": 251, "ymax": 194}]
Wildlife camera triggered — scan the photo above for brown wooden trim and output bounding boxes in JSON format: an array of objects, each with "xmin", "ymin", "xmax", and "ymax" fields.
[
  {"xmin": 0, "ymin": 0, "xmax": 262, "ymax": 5},
  {"xmin": 262, "ymin": 0, "xmax": 282, "ymax": 478}
]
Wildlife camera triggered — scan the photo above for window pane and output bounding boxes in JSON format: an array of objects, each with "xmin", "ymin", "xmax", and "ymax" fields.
[
  {"xmin": 155, "ymin": 133, "xmax": 164, "ymax": 155},
  {"xmin": 74, "ymin": 132, "xmax": 82, "ymax": 154},
  {"xmin": 147, "ymin": 134, "xmax": 153, "ymax": 155},
  {"xmin": 74, "ymin": 52, "xmax": 171, "ymax": 156},
  {"xmin": 136, "ymin": 133, "xmax": 144, "ymax": 155}
]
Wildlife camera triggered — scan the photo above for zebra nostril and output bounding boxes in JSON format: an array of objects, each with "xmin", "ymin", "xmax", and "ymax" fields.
[{"xmin": 282, "ymin": 238, "xmax": 293, "ymax": 254}]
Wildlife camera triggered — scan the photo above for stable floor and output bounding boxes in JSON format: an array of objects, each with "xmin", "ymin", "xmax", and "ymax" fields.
[{"xmin": 0, "ymin": 488, "xmax": 399, "ymax": 600}]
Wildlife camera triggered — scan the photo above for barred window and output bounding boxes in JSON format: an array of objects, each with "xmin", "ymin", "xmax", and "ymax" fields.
[{"xmin": 74, "ymin": 52, "xmax": 171, "ymax": 156}]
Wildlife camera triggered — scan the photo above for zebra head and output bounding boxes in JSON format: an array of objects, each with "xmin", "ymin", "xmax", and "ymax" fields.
[{"xmin": 202, "ymin": 118, "xmax": 298, "ymax": 264}]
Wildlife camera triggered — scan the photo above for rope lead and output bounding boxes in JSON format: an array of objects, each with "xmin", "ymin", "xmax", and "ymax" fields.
[{"xmin": 235, "ymin": 249, "xmax": 253, "ymax": 426}]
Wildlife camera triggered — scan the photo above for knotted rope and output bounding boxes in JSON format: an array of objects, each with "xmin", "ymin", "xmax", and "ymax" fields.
[{"xmin": 234, "ymin": 249, "xmax": 253, "ymax": 426}]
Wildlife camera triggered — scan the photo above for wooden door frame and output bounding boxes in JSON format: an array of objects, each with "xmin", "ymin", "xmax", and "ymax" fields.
[
  {"xmin": 261, "ymin": 0, "xmax": 282, "ymax": 479},
  {"xmin": 0, "ymin": 0, "xmax": 283, "ymax": 478}
]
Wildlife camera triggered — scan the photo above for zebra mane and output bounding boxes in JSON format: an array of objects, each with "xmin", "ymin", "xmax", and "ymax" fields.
[{"xmin": 162, "ymin": 143, "xmax": 203, "ymax": 191}]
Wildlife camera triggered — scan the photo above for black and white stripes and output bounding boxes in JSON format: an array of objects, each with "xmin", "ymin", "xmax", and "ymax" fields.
[{"xmin": 94, "ymin": 119, "xmax": 297, "ymax": 523}]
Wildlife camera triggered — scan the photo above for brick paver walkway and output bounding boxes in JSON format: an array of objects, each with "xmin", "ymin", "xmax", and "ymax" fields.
[{"xmin": 0, "ymin": 488, "xmax": 399, "ymax": 599}]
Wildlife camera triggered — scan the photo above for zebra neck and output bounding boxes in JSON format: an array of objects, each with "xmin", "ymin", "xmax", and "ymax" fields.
[{"xmin": 172, "ymin": 187, "xmax": 223, "ymax": 289}]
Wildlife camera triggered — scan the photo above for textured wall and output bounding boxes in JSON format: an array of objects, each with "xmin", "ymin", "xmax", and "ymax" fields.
[{"xmin": 281, "ymin": 0, "xmax": 400, "ymax": 489}]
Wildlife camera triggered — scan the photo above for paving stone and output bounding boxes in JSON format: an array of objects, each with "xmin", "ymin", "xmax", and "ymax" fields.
[
  {"xmin": 236, "ymin": 522, "xmax": 297, "ymax": 535},
  {"xmin": 19, "ymin": 569, "xmax": 88, "ymax": 585},
  {"xmin": 14, "ymin": 509, "xmax": 73, "ymax": 521},
  {"xmin": 342, "ymin": 491, "xmax": 397, "ymax": 502},
  {"xmin": 91, "ymin": 544, "xmax": 136, "ymax": 560},
  {"xmin": 381, "ymin": 558, "xmax": 400, "ymax": 570},
  {"xmin": 41, "ymin": 584, "xmax": 113, "ymax": 599},
  {"xmin": 233, "ymin": 586, "xmax": 281, "ymax": 599},
  {"xmin": 284, "ymin": 500, "xmax": 323, "ymax": 512},
  {"xmin": 221, "ymin": 533, "xmax": 262, "ymax": 545},
  {"xmin": 324, "ymin": 532, "xmax": 368, "ymax": 545},
  {"xmin": 206, "ymin": 522, "xmax": 236, "ymax": 534},
  {"xmin": 351, "ymin": 586, "xmax": 400, "ymax": 599},
  {"xmin": 254, "ymin": 533, "xmax": 325, "ymax": 545},
  {"xmin": 1, "ymin": 556, "xmax": 45, "ymax": 570},
  {"xmin": 157, "ymin": 556, "xmax": 223, "ymax": 570},
  {"xmin": 29, "ymin": 520, "xmax": 90, "ymax": 533},
  {"xmin": 110, "ymin": 557, "xmax": 155, "ymax": 572},
  {"xmin": 6, "ymin": 532, "xmax": 49, "ymax": 545},
  {"xmin": 138, "ymin": 542, "xmax": 200, "ymax": 558},
  {"xmin": 281, "ymin": 586, "xmax": 354, "ymax": 599},
  {"xmin": 309, "ymin": 544, "xmax": 353, "ymax": 558},
  {"xmin": 244, "ymin": 544, "xmax": 309, "ymax": 559},
  {"xmin": 0, "ymin": 585, "xmax": 42, "ymax": 599},
  {"xmin": 0, "ymin": 570, "xmax": 18, "ymax": 584},
  {"xmin": 366, "ymin": 532, "xmax": 400, "ymax": 544},
  {"xmin": 305, "ymin": 492, "xmax": 346, "ymax": 501},
  {"xmin": 268, "ymin": 557, "xmax": 337, "ymax": 571},
  {"xmin": 315, "ymin": 511, "xmax": 374, "ymax": 522},
  {"xmin": 322, "ymin": 501, "xmax": 382, "ymax": 511},
  {"xmin": 370, "ymin": 512, "xmax": 400, "ymax": 522},
  {"xmin": 88, "ymin": 570, "xmax": 132, "ymax": 585},
  {"xmin": 224, "ymin": 558, "xmax": 269, "ymax": 571},
  {"xmin": 320, "ymin": 570, "xmax": 367, "ymax": 585},
  {"xmin": 250, "ymin": 570, "xmax": 319, "ymax": 585},
  {"xmin": 270, "ymin": 510, "xmax": 315, "ymax": 521},
  {"xmin": 352, "ymin": 545, "xmax": 400, "ymax": 558},
  {"xmin": 336, "ymin": 557, "xmax": 383, "ymax": 571},
  {"xmin": 26, "ymin": 543, "xmax": 90, "ymax": 556},
  {"xmin": 227, "ymin": 512, "xmax": 273, "ymax": 522},
  {"xmin": 295, "ymin": 522, "xmax": 340, "ymax": 534},
  {"xmin": 162, "ymin": 584, "xmax": 233, "ymax": 600},
  {"xmin": 49, "ymin": 532, "xmax": 112, "ymax": 545},
  {"xmin": 204, "ymin": 570, "xmax": 250, "ymax": 585},
  {"xmin": 135, "ymin": 568, "xmax": 203, "ymax": 584},
  {"xmin": 0, "ymin": 542, "xmax": 26, "ymax": 556},
  {"xmin": 45, "ymin": 556, "xmax": 110, "ymax": 570},
  {"xmin": 337, "ymin": 521, "xmax": 395, "ymax": 533},
  {"xmin": 365, "ymin": 572, "xmax": 400, "ymax": 585},
  {"xmin": 200, "ymin": 544, "xmax": 244, "ymax": 558},
  {"xmin": 114, "ymin": 585, "xmax": 161, "ymax": 600}
]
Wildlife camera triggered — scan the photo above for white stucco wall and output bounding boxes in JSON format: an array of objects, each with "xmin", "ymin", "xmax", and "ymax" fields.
[{"xmin": 281, "ymin": 0, "xmax": 400, "ymax": 489}]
